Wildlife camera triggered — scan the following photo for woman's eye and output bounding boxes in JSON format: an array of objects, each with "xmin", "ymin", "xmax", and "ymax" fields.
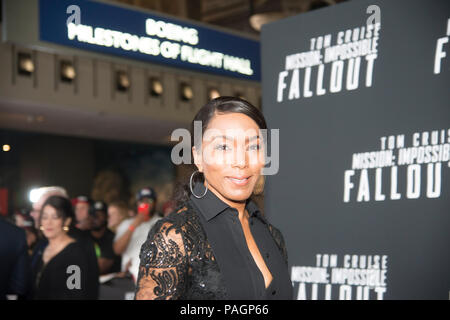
[
  {"xmin": 249, "ymin": 144, "xmax": 260, "ymax": 151},
  {"xmin": 215, "ymin": 144, "xmax": 230, "ymax": 151}
]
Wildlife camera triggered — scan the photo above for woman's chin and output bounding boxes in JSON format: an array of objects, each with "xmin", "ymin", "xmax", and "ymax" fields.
[{"xmin": 222, "ymin": 189, "xmax": 254, "ymax": 203}]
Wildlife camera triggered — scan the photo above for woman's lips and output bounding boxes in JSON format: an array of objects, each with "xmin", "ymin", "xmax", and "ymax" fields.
[{"xmin": 226, "ymin": 176, "xmax": 251, "ymax": 186}]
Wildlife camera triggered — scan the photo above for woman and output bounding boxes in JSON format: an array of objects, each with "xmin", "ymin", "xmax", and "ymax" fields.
[
  {"xmin": 135, "ymin": 96, "xmax": 293, "ymax": 300},
  {"xmin": 32, "ymin": 195, "xmax": 89, "ymax": 299}
]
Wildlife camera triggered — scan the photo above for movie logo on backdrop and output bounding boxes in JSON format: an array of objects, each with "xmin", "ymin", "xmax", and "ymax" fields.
[
  {"xmin": 433, "ymin": 18, "xmax": 450, "ymax": 75},
  {"xmin": 344, "ymin": 129, "xmax": 450, "ymax": 203},
  {"xmin": 276, "ymin": 8, "xmax": 380, "ymax": 103},
  {"xmin": 291, "ymin": 254, "xmax": 388, "ymax": 300}
]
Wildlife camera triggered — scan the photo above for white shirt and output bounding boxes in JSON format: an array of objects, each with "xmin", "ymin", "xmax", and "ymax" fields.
[{"xmin": 114, "ymin": 215, "xmax": 161, "ymax": 283}]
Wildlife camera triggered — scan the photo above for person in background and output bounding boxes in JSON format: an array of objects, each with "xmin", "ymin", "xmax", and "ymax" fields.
[
  {"xmin": 30, "ymin": 186, "xmax": 99, "ymax": 299},
  {"xmin": 30, "ymin": 187, "xmax": 69, "ymax": 229},
  {"xmin": 107, "ymin": 201, "xmax": 129, "ymax": 233},
  {"xmin": 32, "ymin": 196, "xmax": 88, "ymax": 299},
  {"xmin": 30, "ymin": 186, "xmax": 71, "ymax": 267},
  {"xmin": 24, "ymin": 227, "xmax": 38, "ymax": 256},
  {"xmin": 0, "ymin": 216, "xmax": 31, "ymax": 300},
  {"xmin": 89, "ymin": 201, "xmax": 121, "ymax": 274},
  {"xmin": 128, "ymin": 208, "xmax": 136, "ymax": 218},
  {"xmin": 72, "ymin": 196, "xmax": 94, "ymax": 231},
  {"xmin": 14, "ymin": 211, "xmax": 38, "ymax": 255},
  {"xmin": 14, "ymin": 209, "xmax": 29, "ymax": 228},
  {"xmin": 113, "ymin": 187, "xmax": 161, "ymax": 283}
]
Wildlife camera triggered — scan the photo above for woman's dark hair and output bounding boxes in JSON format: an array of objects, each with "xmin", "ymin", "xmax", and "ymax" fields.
[
  {"xmin": 39, "ymin": 195, "xmax": 76, "ymax": 228},
  {"xmin": 173, "ymin": 96, "xmax": 267, "ymax": 207}
]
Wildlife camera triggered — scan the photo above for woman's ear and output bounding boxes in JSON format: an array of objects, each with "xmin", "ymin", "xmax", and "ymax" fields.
[{"xmin": 192, "ymin": 146, "xmax": 203, "ymax": 172}]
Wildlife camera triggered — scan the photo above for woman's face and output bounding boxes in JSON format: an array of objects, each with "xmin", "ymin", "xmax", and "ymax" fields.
[
  {"xmin": 40, "ymin": 205, "xmax": 69, "ymax": 240},
  {"xmin": 107, "ymin": 206, "xmax": 122, "ymax": 229},
  {"xmin": 193, "ymin": 112, "xmax": 265, "ymax": 205}
]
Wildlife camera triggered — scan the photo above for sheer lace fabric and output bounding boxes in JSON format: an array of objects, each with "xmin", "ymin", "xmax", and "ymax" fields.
[{"xmin": 135, "ymin": 202, "xmax": 287, "ymax": 300}]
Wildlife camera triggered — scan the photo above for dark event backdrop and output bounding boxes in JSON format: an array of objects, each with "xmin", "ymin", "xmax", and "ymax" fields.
[{"xmin": 261, "ymin": 0, "xmax": 450, "ymax": 299}]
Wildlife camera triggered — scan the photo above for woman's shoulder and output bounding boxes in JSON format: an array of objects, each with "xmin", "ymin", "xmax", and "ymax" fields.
[
  {"xmin": 139, "ymin": 204, "xmax": 198, "ymax": 268},
  {"xmin": 143, "ymin": 202, "xmax": 204, "ymax": 250},
  {"xmin": 48, "ymin": 240, "xmax": 87, "ymax": 269},
  {"xmin": 61, "ymin": 240, "xmax": 87, "ymax": 259},
  {"xmin": 152, "ymin": 202, "xmax": 198, "ymax": 230}
]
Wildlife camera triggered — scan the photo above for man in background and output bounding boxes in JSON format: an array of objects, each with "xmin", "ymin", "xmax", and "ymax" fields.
[
  {"xmin": 113, "ymin": 187, "xmax": 161, "ymax": 283},
  {"xmin": 89, "ymin": 201, "xmax": 121, "ymax": 275},
  {"xmin": 0, "ymin": 217, "xmax": 31, "ymax": 300},
  {"xmin": 72, "ymin": 195, "xmax": 94, "ymax": 231}
]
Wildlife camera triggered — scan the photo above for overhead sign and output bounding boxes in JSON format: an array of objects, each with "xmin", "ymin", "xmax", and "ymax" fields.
[{"xmin": 39, "ymin": 0, "xmax": 261, "ymax": 81}]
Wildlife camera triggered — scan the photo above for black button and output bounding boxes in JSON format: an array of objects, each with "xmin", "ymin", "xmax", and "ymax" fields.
[
  {"xmin": 271, "ymin": 290, "xmax": 276, "ymax": 295},
  {"xmin": 266, "ymin": 253, "xmax": 270, "ymax": 258}
]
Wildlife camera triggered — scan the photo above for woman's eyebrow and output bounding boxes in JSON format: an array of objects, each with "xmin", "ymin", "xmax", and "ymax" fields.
[
  {"xmin": 248, "ymin": 135, "xmax": 260, "ymax": 142},
  {"xmin": 210, "ymin": 135, "xmax": 260, "ymax": 142},
  {"xmin": 210, "ymin": 135, "xmax": 232, "ymax": 141}
]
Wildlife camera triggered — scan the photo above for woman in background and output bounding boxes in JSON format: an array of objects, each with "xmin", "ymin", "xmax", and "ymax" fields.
[{"xmin": 32, "ymin": 196, "xmax": 88, "ymax": 299}]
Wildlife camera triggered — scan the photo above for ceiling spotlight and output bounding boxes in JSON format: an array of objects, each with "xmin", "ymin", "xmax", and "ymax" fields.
[
  {"xmin": 60, "ymin": 60, "xmax": 76, "ymax": 82},
  {"xmin": 17, "ymin": 52, "xmax": 34, "ymax": 76},
  {"xmin": 249, "ymin": 12, "xmax": 287, "ymax": 32},
  {"xmin": 150, "ymin": 78, "xmax": 163, "ymax": 97},
  {"xmin": 2, "ymin": 144, "xmax": 11, "ymax": 152},
  {"xmin": 180, "ymin": 83, "xmax": 193, "ymax": 101},
  {"xmin": 208, "ymin": 88, "xmax": 220, "ymax": 100},
  {"xmin": 116, "ymin": 71, "xmax": 130, "ymax": 92}
]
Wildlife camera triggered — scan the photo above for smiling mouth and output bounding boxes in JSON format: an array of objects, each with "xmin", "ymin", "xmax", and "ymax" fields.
[{"xmin": 226, "ymin": 176, "xmax": 251, "ymax": 186}]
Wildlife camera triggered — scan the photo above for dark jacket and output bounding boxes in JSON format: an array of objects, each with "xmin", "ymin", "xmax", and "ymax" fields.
[
  {"xmin": 33, "ymin": 241, "xmax": 89, "ymax": 299},
  {"xmin": 31, "ymin": 228, "xmax": 99, "ymax": 299},
  {"xmin": 0, "ymin": 218, "xmax": 31, "ymax": 299}
]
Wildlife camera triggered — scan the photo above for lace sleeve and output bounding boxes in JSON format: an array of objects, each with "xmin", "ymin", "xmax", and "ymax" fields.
[
  {"xmin": 268, "ymin": 224, "xmax": 289, "ymax": 266},
  {"xmin": 135, "ymin": 219, "xmax": 187, "ymax": 300}
]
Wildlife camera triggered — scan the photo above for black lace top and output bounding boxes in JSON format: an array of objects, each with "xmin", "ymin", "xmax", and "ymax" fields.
[{"xmin": 135, "ymin": 185, "xmax": 293, "ymax": 300}]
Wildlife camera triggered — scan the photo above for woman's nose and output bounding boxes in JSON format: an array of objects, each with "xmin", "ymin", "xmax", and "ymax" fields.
[{"xmin": 232, "ymin": 147, "xmax": 247, "ymax": 168}]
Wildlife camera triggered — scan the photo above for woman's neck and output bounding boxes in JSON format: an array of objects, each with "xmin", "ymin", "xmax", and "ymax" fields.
[
  {"xmin": 206, "ymin": 182, "xmax": 248, "ymax": 221},
  {"xmin": 48, "ymin": 233, "xmax": 71, "ymax": 248}
]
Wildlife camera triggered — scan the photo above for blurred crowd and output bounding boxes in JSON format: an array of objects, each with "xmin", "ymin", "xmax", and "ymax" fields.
[{"xmin": 0, "ymin": 186, "xmax": 176, "ymax": 300}]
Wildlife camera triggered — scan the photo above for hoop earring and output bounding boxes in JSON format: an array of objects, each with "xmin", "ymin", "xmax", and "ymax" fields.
[
  {"xmin": 190, "ymin": 170, "xmax": 208, "ymax": 199},
  {"xmin": 63, "ymin": 226, "xmax": 69, "ymax": 232}
]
